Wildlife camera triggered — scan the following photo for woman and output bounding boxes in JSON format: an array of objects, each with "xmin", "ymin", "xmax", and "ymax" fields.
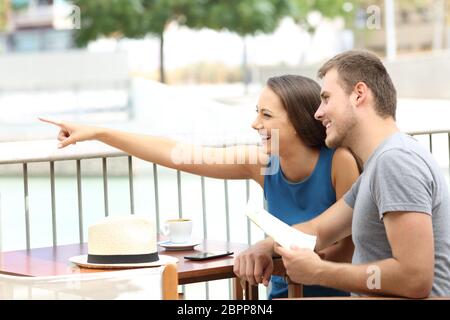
[{"xmin": 40, "ymin": 75, "xmax": 360, "ymax": 298}]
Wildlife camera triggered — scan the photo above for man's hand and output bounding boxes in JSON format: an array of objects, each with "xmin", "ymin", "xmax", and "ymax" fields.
[
  {"xmin": 233, "ymin": 239, "xmax": 275, "ymax": 287},
  {"xmin": 275, "ymin": 245, "xmax": 323, "ymax": 286},
  {"xmin": 39, "ymin": 117, "xmax": 101, "ymax": 148}
]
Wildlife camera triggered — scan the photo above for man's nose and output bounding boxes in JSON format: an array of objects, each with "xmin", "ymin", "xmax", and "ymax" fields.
[{"xmin": 315, "ymin": 103, "xmax": 325, "ymax": 120}]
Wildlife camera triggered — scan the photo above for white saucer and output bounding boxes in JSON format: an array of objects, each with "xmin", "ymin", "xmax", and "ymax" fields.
[
  {"xmin": 69, "ymin": 254, "xmax": 178, "ymax": 269},
  {"xmin": 158, "ymin": 240, "xmax": 201, "ymax": 251}
]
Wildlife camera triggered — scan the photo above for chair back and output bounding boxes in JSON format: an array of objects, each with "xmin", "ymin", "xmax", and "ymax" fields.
[{"xmin": 0, "ymin": 264, "xmax": 178, "ymax": 300}]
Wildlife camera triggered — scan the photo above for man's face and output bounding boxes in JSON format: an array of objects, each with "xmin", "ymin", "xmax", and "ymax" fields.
[{"xmin": 315, "ymin": 69, "xmax": 357, "ymax": 149}]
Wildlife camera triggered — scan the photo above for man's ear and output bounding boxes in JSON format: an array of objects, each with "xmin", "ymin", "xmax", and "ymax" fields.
[{"xmin": 354, "ymin": 82, "xmax": 368, "ymax": 105}]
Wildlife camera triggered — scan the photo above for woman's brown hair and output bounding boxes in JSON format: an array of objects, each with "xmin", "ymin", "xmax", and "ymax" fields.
[{"xmin": 267, "ymin": 75, "xmax": 325, "ymax": 148}]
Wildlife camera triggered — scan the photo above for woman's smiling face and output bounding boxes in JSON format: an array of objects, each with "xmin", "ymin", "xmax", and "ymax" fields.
[{"xmin": 252, "ymin": 86, "xmax": 299, "ymax": 155}]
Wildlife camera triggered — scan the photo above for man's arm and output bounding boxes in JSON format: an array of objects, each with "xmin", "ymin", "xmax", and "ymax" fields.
[
  {"xmin": 293, "ymin": 198, "xmax": 354, "ymax": 252},
  {"xmin": 277, "ymin": 211, "xmax": 434, "ymax": 298},
  {"xmin": 234, "ymin": 148, "xmax": 358, "ymax": 285},
  {"xmin": 235, "ymin": 199, "xmax": 353, "ymax": 287}
]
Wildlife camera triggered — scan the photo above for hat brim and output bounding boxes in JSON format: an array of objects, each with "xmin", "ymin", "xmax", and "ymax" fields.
[{"xmin": 69, "ymin": 254, "xmax": 178, "ymax": 269}]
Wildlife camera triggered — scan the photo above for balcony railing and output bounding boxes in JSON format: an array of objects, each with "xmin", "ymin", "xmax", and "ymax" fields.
[
  {"xmin": 1, "ymin": 129, "xmax": 449, "ymax": 299},
  {"xmin": 0, "ymin": 139, "xmax": 262, "ymax": 299}
]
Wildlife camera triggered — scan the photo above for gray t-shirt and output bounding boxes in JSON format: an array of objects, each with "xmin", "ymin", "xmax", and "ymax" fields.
[{"xmin": 344, "ymin": 132, "xmax": 450, "ymax": 296}]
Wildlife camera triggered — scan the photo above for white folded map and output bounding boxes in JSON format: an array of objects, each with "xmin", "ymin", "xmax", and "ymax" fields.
[{"xmin": 245, "ymin": 202, "xmax": 317, "ymax": 250}]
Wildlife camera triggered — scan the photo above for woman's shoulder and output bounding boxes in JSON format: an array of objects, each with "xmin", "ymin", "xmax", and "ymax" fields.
[
  {"xmin": 331, "ymin": 147, "xmax": 362, "ymax": 175},
  {"xmin": 332, "ymin": 147, "xmax": 353, "ymax": 160}
]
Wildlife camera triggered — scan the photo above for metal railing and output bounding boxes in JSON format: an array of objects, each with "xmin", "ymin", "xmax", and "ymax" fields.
[
  {"xmin": 0, "ymin": 139, "xmax": 257, "ymax": 299},
  {"xmin": 408, "ymin": 129, "xmax": 450, "ymax": 185},
  {"xmin": 1, "ymin": 129, "xmax": 449, "ymax": 299}
]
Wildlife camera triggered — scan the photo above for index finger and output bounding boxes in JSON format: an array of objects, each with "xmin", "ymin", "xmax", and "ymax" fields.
[
  {"xmin": 274, "ymin": 245, "xmax": 290, "ymax": 257},
  {"xmin": 38, "ymin": 117, "xmax": 63, "ymax": 127}
]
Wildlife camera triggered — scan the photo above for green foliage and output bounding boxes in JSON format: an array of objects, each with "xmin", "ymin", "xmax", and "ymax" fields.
[
  {"xmin": 73, "ymin": 0, "xmax": 290, "ymax": 83},
  {"xmin": 73, "ymin": 0, "xmax": 195, "ymax": 46},
  {"xmin": 10, "ymin": 0, "xmax": 30, "ymax": 11},
  {"xmin": 0, "ymin": 0, "xmax": 7, "ymax": 31},
  {"xmin": 184, "ymin": 0, "xmax": 289, "ymax": 36},
  {"xmin": 72, "ymin": 0, "xmax": 361, "ymax": 82},
  {"xmin": 74, "ymin": 0, "xmax": 360, "ymax": 45},
  {"xmin": 288, "ymin": 0, "xmax": 358, "ymax": 32},
  {"xmin": 74, "ymin": 0, "xmax": 289, "ymax": 45}
]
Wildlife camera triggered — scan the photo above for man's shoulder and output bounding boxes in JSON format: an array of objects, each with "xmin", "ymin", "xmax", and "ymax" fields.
[
  {"xmin": 370, "ymin": 134, "xmax": 444, "ymax": 189},
  {"xmin": 375, "ymin": 133, "xmax": 432, "ymax": 165}
]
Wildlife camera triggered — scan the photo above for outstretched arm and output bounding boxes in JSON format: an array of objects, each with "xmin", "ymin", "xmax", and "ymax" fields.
[{"xmin": 39, "ymin": 118, "xmax": 267, "ymax": 181}]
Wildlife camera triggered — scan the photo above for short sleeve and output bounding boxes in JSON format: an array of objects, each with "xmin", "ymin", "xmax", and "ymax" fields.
[
  {"xmin": 371, "ymin": 149, "xmax": 434, "ymax": 220},
  {"xmin": 344, "ymin": 175, "xmax": 362, "ymax": 209}
]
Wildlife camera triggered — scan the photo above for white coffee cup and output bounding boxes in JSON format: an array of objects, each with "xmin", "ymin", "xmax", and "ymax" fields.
[{"xmin": 162, "ymin": 218, "xmax": 192, "ymax": 243}]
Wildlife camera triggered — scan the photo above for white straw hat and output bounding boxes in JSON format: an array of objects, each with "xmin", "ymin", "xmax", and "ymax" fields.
[{"xmin": 70, "ymin": 215, "xmax": 177, "ymax": 269}]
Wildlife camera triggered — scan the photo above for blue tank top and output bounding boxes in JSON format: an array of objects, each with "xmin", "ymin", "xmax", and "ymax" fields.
[{"xmin": 264, "ymin": 146, "xmax": 349, "ymax": 298}]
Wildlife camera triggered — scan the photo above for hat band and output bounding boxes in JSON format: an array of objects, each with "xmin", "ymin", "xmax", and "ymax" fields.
[{"xmin": 87, "ymin": 252, "xmax": 159, "ymax": 264}]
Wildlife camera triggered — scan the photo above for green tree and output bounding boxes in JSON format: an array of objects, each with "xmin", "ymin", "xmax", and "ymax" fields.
[
  {"xmin": 0, "ymin": 0, "xmax": 9, "ymax": 32},
  {"xmin": 288, "ymin": 0, "xmax": 358, "ymax": 33},
  {"xmin": 184, "ymin": 0, "xmax": 290, "ymax": 90},
  {"xmin": 73, "ymin": 0, "xmax": 361, "ymax": 86},
  {"xmin": 73, "ymin": 0, "xmax": 201, "ymax": 83},
  {"xmin": 186, "ymin": 0, "xmax": 357, "ymax": 88}
]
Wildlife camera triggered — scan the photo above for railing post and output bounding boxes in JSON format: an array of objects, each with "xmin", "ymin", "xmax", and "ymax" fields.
[
  {"xmin": 177, "ymin": 170, "xmax": 182, "ymax": 219},
  {"xmin": 50, "ymin": 161, "xmax": 57, "ymax": 247},
  {"xmin": 102, "ymin": 157, "xmax": 109, "ymax": 217},
  {"xmin": 76, "ymin": 160, "xmax": 84, "ymax": 244},
  {"xmin": 201, "ymin": 176, "xmax": 207, "ymax": 239},
  {"xmin": 23, "ymin": 163, "xmax": 30, "ymax": 250},
  {"xmin": 429, "ymin": 134, "xmax": 433, "ymax": 154},
  {"xmin": 224, "ymin": 180, "xmax": 230, "ymax": 242},
  {"xmin": 246, "ymin": 179, "xmax": 251, "ymax": 245},
  {"xmin": 176, "ymin": 170, "xmax": 185, "ymax": 296},
  {"xmin": 128, "ymin": 156, "xmax": 134, "ymax": 215},
  {"xmin": 201, "ymin": 176, "xmax": 209, "ymax": 299},
  {"xmin": 224, "ymin": 179, "xmax": 232, "ymax": 299},
  {"xmin": 153, "ymin": 164, "xmax": 160, "ymax": 231}
]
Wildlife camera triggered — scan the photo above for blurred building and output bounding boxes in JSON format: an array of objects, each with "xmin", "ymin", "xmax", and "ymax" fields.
[
  {"xmin": 354, "ymin": 0, "xmax": 450, "ymax": 54},
  {"xmin": 0, "ymin": 0, "xmax": 132, "ymax": 128},
  {"xmin": 0, "ymin": 0, "xmax": 76, "ymax": 53}
]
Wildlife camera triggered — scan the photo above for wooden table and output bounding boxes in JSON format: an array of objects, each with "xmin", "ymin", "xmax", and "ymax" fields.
[{"xmin": 0, "ymin": 239, "xmax": 259, "ymax": 300}]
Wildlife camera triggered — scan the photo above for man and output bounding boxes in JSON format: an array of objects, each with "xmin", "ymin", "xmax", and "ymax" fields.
[{"xmin": 234, "ymin": 50, "xmax": 450, "ymax": 298}]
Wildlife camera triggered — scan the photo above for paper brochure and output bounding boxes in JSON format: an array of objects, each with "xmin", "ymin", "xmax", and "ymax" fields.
[{"xmin": 245, "ymin": 202, "xmax": 317, "ymax": 250}]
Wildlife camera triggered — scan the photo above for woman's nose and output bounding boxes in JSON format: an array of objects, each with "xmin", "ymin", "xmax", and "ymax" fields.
[{"xmin": 251, "ymin": 117, "xmax": 263, "ymax": 130}]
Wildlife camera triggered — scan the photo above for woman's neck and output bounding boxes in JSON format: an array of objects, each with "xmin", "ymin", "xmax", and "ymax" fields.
[{"xmin": 278, "ymin": 144, "xmax": 321, "ymax": 183}]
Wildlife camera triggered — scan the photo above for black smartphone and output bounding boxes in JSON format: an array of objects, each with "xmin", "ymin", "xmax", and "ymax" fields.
[{"xmin": 184, "ymin": 251, "xmax": 234, "ymax": 261}]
